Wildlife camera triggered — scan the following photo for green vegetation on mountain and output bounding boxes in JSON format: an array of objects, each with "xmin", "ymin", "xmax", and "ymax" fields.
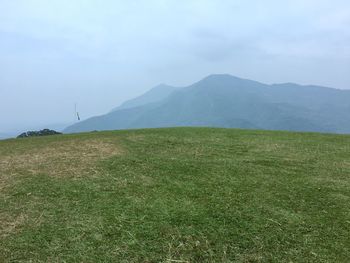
[
  {"xmin": 17, "ymin": 129, "xmax": 62, "ymax": 138},
  {"xmin": 64, "ymin": 74, "xmax": 350, "ymax": 134},
  {"xmin": 1, "ymin": 127, "xmax": 349, "ymax": 262}
]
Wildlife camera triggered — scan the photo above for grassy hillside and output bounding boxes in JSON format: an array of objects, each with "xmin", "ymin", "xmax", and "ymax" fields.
[{"xmin": 1, "ymin": 128, "xmax": 349, "ymax": 262}]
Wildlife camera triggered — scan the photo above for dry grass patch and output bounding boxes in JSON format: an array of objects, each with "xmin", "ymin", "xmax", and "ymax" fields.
[
  {"xmin": 0, "ymin": 138, "xmax": 122, "ymax": 189},
  {"xmin": 0, "ymin": 138, "xmax": 122, "ymax": 239},
  {"xmin": 126, "ymin": 134, "xmax": 145, "ymax": 142},
  {"xmin": 0, "ymin": 213, "xmax": 28, "ymax": 238}
]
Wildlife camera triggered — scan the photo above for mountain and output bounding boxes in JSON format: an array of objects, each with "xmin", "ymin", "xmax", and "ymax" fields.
[
  {"xmin": 110, "ymin": 84, "xmax": 178, "ymax": 111},
  {"xmin": 64, "ymin": 74, "xmax": 350, "ymax": 134}
]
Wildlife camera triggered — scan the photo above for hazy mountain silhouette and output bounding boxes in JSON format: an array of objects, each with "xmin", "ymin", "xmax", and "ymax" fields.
[
  {"xmin": 110, "ymin": 84, "xmax": 178, "ymax": 111},
  {"xmin": 64, "ymin": 74, "xmax": 350, "ymax": 134}
]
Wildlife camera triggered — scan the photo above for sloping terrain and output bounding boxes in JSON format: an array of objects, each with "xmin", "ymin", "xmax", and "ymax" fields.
[
  {"xmin": 64, "ymin": 74, "xmax": 350, "ymax": 134},
  {"xmin": 110, "ymin": 84, "xmax": 179, "ymax": 112},
  {"xmin": 1, "ymin": 127, "xmax": 350, "ymax": 262}
]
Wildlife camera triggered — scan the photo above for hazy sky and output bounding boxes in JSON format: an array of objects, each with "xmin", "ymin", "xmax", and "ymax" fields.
[{"xmin": 1, "ymin": 0, "xmax": 349, "ymax": 132}]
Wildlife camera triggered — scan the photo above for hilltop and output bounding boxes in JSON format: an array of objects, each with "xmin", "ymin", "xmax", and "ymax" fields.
[
  {"xmin": 1, "ymin": 127, "xmax": 349, "ymax": 262},
  {"xmin": 64, "ymin": 74, "xmax": 350, "ymax": 134}
]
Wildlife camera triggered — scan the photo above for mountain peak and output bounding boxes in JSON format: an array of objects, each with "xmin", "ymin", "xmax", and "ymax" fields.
[
  {"xmin": 65, "ymin": 74, "xmax": 350, "ymax": 134},
  {"xmin": 202, "ymin": 74, "xmax": 243, "ymax": 82},
  {"xmin": 194, "ymin": 74, "xmax": 266, "ymax": 90}
]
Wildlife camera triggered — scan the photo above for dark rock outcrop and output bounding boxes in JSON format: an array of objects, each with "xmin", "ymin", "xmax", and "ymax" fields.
[{"xmin": 17, "ymin": 129, "xmax": 62, "ymax": 138}]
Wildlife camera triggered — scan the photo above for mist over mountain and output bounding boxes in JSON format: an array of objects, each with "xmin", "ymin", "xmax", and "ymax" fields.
[
  {"xmin": 0, "ymin": 132, "xmax": 12, "ymax": 140},
  {"xmin": 64, "ymin": 74, "xmax": 350, "ymax": 134},
  {"xmin": 110, "ymin": 84, "xmax": 179, "ymax": 112}
]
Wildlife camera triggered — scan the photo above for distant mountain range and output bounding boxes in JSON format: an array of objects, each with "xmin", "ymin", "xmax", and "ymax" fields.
[{"xmin": 64, "ymin": 74, "xmax": 350, "ymax": 134}]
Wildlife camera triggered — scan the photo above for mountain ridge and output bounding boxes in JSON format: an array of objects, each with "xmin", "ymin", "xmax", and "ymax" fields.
[
  {"xmin": 64, "ymin": 74, "xmax": 350, "ymax": 134},
  {"xmin": 110, "ymin": 84, "xmax": 178, "ymax": 112}
]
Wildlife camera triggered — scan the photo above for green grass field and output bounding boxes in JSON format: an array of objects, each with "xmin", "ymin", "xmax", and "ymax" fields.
[{"xmin": 1, "ymin": 127, "xmax": 349, "ymax": 262}]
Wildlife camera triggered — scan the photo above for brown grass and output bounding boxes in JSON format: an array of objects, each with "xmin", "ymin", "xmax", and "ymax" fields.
[
  {"xmin": 0, "ymin": 138, "xmax": 122, "ymax": 238},
  {"xmin": 0, "ymin": 213, "xmax": 28, "ymax": 238},
  {"xmin": 0, "ymin": 138, "xmax": 121, "ymax": 190}
]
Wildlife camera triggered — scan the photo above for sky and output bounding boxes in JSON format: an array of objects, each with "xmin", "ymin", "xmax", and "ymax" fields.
[{"xmin": 1, "ymin": 0, "xmax": 350, "ymax": 133}]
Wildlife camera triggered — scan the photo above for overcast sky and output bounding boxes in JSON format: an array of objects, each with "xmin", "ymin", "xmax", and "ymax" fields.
[{"xmin": 1, "ymin": 0, "xmax": 349, "ymax": 132}]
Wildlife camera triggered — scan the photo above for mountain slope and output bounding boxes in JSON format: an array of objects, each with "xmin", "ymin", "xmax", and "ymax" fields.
[
  {"xmin": 64, "ymin": 74, "xmax": 350, "ymax": 134},
  {"xmin": 111, "ymin": 84, "xmax": 178, "ymax": 111}
]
